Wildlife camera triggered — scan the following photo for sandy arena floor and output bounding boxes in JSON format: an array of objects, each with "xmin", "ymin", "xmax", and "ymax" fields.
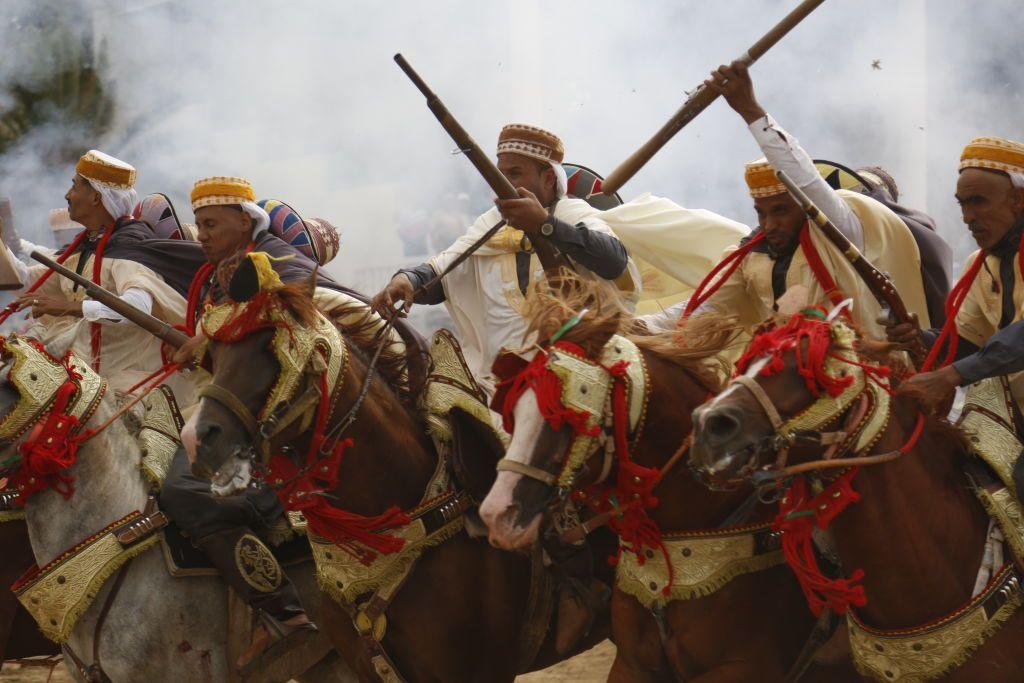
[{"xmin": 0, "ymin": 639, "xmax": 616, "ymax": 682}]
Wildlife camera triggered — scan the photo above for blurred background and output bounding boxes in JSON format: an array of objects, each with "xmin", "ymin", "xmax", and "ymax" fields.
[{"xmin": 1, "ymin": 0, "xmax": 1022, "ymax": 334}]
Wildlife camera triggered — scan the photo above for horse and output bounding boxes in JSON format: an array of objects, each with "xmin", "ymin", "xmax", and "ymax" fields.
[
  {"xmin": 477, "ymin": 279, "xmax": 858, "ymax": 682},
  {"xmin": 690, "ymin": 309, "xmax": 1024, "ymax": 681},
  {"xmin": 0, "ymin": 333, "xmax": 354, "ymax": 682},
  {"xmin": 0, "ymin": 521, "xmax": 59, "ymax": 667},
  {"xmin": 185, "ymin": 259, "xmax": 609, "ymax": 682}
]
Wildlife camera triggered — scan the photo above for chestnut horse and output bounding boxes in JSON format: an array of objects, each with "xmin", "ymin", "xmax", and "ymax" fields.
[
  {"xmin": 478, "ymin": 282, "xmax": 857, "ymax": 682},
  {"xmin": 0, "ymin": 521, "xmax": 58, "ymax": 667},
  {"xmin": 691, "ymin": 310, "xmax": 1024, "ymax": 681},
  {"xmin": 184, "ymin": 275, "xmax": 609, "ymax": 682}
]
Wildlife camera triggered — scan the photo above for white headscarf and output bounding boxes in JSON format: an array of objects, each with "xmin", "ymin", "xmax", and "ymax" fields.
[
  {"xmin": 84, "ymin": 178, "xmax": 138, "ymax": 221},
  {"xmin": 240, "ymin": 200, "xmax": 270, "ymax": 236},
  {"xmin": 551, "ymin": 161, "xmax": 568, "ymax": 197}
]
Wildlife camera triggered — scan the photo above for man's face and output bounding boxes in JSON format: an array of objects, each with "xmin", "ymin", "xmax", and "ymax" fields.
[
  {"xmin": 195, "ymin": 205, "xmax": 253, "ymax": 264},
  {"xmin": 753, "ymin": 194, "xmax": 806, "ymax": 253},
  {"xmin": 497, "ymin": 153, "xmax": 557, "ymax": 205},
  {"xmin": 956, "ymin": 168, "xmax": 1024, "ymax": 250},
  {"xmin": 65, "ymin": 174, "xmax": 102, "ymax": 224}
]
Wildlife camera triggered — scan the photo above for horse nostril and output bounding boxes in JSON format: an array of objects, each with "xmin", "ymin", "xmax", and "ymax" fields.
[
  {"xmin": 705, "ymin": 410, "xmax": 742, "ymax": 444},
  {"xmin": 195, "ymin": 422, "xmax": 219, "ymax": 444}
]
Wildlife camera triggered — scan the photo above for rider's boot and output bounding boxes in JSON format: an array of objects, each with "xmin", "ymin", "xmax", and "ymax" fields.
[{"xmin": 196, "ymin": 527, "xmax": 318, "ymax": 673}]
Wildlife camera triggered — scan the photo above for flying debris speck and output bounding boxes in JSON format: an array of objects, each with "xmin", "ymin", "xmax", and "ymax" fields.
[{"xmin": 872, "ymin": 59, "xmax": 882, "ymax": 70}]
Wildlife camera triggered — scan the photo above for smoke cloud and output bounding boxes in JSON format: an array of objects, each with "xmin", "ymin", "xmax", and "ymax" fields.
[{"xmin": 2, "ymin": 0, "xmax": 1022, "ymax": 291}]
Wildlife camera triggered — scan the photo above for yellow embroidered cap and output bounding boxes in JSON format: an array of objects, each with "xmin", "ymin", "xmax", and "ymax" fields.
[
  {"xmin": 75, "ymin": 150, "xmax": 136, "ymax": 190},
  {"xmin": 744, "ymin": 158, "xmax": 787, "ymax": 198},
  {"xmin": 191, "ymin": 176, "xmax": 257, "ymax": 211},
  {"xmin": 959, "ymin": 136, "xmax": 1024, "ymax": 175},
  {"xmin": 497, "ymin": 124, "xmax": 564, "ymax": 164}
]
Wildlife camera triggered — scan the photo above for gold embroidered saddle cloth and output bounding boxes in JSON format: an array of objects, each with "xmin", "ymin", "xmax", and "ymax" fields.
[
  {"xmin": 957, "ymin": 376, "xmax": 1024, "ymax": 564},
  {"xmin": 419, "ymin": 329, "xmax": 508, "ymax": 503}
]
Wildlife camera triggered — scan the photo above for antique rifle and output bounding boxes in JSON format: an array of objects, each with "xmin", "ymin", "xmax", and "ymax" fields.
[
  {"xmin": 394, "ymin": 53, "xmax": 571, "ymax": 286},
  {"xmin": 775, "ymin": 171, "xmax": 926, "ymax": 362},
  {"xmin": 601, "ymin": 0, "xmax": 826, "ymax": 195},
  {"xmin": 30, "ymin": 250, "xmax": 189, "ymax": 348}
]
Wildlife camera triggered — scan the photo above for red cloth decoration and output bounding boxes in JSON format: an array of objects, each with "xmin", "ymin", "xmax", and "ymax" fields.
[
  {"xmin": 736, "ymin": 311, "xmax": 855, "ymax": 399},
  {"xmin": 7, "ymin": 346, "xmax": 94, "ymax": 504},
  {"xmin": 264, "ymin": 374, "xmax": 411, "ymax": 565},
  {"xmin": 774, "ymin": 469, "xmax": 867, "ymax": 616},
  {"xmin": 494, "ymin": 341, "xmax": 602, "ymax": 438}
]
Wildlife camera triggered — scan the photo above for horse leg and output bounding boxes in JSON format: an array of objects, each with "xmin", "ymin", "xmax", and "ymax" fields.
[
  {"xmin": 607, "ymin": 588, "xmax": 674, "ymax": 683},
  {"xmin": 0, "ymin": 520, "xmax": 56, "ymax": 666}
]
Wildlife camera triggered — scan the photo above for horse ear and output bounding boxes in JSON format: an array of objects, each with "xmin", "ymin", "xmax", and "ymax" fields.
[{"xmin": 228, "ymin": 257, "xmax": 261, "ymax": 302}]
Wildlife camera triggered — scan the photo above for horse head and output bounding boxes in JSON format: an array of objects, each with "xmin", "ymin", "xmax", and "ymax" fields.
[
  {"xmin": 691, "ymin": 308, "xmax": 891, "ymax": 485},
  {"xmin": 187, "ymin": 252, "xmax": 345, "ymax": 496},
  {"xmin": 479, "ymin": 275, "xmax": 639, "ymax": 550}
]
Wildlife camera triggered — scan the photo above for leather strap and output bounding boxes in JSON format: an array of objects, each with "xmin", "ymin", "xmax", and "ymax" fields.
[
  {"xmin": 198, "ymin": 383, "xmax": 258, "ymax": 438},
  {"xmin": 496, "ymin": 458, "xmax": 557, "ymax": 486},
  {"xmin": 731, "ymin": 375, "xmax": 784, "ymax": 430}
]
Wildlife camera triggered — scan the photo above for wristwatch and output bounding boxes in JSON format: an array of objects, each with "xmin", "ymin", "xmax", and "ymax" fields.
[{"xmin": 539, "ymin": 210, "xmax": 556, "ymax": 237}]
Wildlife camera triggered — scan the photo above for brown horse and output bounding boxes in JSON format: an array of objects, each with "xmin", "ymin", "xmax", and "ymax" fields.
[
  {"xmin": 690, "ymin": 310, "xmax": 1024, "ymax": 681},
  {"xmin": 185, "ymin": 273, "xmax": 609, "ymax": 682},
  {"xmin": 0, "ymin": 521, "xmax": 59, "ymax": 667},
  {"xmin": 478, "ymin": 282, "xmax": 857, "ymax": 682}
]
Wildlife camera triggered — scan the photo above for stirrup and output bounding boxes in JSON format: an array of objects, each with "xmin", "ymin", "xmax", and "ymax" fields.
[{"xmin": 236, "ymin": 610, "xmax": 318, "ymax": 676}]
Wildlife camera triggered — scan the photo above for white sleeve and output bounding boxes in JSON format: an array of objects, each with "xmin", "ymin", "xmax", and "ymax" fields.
[
  {"xmin": 0, "ymin": 243, "xmax": 29, "ymax": 285},
  {"xmin": 81, "ymin": 288, "xmax": 153, "ymax": 324},
  {"xmin": 748, "ymin": 114, "xmax": 863, "ymax": 250}
]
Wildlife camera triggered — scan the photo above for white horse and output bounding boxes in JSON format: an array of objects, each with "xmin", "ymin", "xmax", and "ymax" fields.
[{"xmin": 1, "ymin": 334, "xmax": 354, "ymax": 682}]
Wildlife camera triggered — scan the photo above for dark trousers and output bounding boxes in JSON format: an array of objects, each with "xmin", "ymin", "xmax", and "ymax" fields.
[{"xmin": 159, "ymin": 448, "xmax": 304, "ymax": 621}]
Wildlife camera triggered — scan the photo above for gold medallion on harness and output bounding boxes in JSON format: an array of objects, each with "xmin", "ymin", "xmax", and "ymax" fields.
[
  {"xmin": 234, "ymin": 534, "xmax": 283, "ymax": 593},
  {"xmin": 355, "ymin": 609, "xmax": 388, "ymax": 641}
]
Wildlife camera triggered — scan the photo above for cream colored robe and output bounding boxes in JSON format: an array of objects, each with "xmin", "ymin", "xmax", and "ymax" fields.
[
  {"xmin": 9, "ymin": 254, "xmax": 197, "ymax": 401},
  {"xmin": 430, "ymin": 194, "xmax": 748, "ymax": 390},
  {"xmin": 704, "ymin": 190, "xmax": 931, "ymax": 339}
]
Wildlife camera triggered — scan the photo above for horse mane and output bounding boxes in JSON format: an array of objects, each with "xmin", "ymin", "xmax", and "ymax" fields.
[
  {"xmin": 325, "ymin": 300, "xmax": 411, "ymax": 403},
  {"xmin": 274, "ymin": 283, "xmax": 320, "ymax": 327},
  {"xmin": 521, "ymin": 272, "xmax": 741, "ymax": 391}
]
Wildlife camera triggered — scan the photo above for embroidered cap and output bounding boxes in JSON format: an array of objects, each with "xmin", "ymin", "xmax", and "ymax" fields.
[
  {"xmin": 191, "ymin": 176, "xmax": 257, "ymax": 211},
  {"xmin": 497, "ymin": 124, "xmax": 564, "ymax": 164},
  {"xmin": 744, "ymin": 158, "xmax": 787, "ymax": 198},
  {"xmin": 75, "ymin": 150, "xmax": 136, "ymax": 190},
  {"xmin": 959, "ymin": 136, "xmax": 1024, "ymax": 175}
]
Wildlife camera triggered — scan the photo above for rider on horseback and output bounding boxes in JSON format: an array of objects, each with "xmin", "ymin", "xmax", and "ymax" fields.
[{"xmin": 161, "ymin": 177, "xmax": 321, "ymax": 673}]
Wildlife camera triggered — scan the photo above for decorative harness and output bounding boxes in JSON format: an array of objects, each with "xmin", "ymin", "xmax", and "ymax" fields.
[
  {"xmin": 492, "ymin": 334, "xmax": 784, "ymax": 606},
  {"xmin": 197, "ymin": 290, "xmax": 475, "ymax": 682},
  {"xmin": 719, "ymin": 310, "xmax": 1024, "ymax": 681}
]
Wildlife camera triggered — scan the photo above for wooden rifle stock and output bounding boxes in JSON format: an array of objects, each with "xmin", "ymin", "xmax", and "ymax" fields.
[
  {"xmin": 394, "ymin": 54, "xmax": 570, "ymax": 273},
  {"xmin": 30, "ymin": 250, "xmax": 189, "ymax": 348},
  {"xmin": 602, "ymin": 0, "xmax": 826, "ymax": 195}
]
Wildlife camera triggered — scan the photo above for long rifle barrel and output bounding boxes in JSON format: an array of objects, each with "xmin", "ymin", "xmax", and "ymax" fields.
[
  {"xmin": 394, "ymin": 53, "xmax": 570, "ymax": 273},
  {"xmin": 601, "ymin": 0, "xmax": 826, "ymax": 195},
  {"xmin": 30, "ymin": 250, "xmax": 189, "ymax": 348}
]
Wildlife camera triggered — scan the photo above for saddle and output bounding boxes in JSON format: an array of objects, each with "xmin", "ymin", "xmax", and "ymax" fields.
[{"xmin": 419, "ymin": 329, "xmax": 508, "ymax": 504}]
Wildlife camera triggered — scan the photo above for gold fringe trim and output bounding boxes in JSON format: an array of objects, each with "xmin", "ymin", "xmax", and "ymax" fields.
[
  {"xmin": 849, "ymin": 568, "xmax": 1023, "ymax": 682},
  {"xmin": 314, "ymin": 516, "xmax": 464, "ymax": 607},
  {"xmin": 614, "ymin": 528, "xmax": 784, "ymax": 610},
  {"xmin": 17, "ymin": 534, "xmax": 159, "ymax": 643}
]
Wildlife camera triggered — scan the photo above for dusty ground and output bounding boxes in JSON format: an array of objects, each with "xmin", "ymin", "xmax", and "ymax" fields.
[{"xmin": 0, "ymin": 640, "xmax": 616, "ymax": 682}]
